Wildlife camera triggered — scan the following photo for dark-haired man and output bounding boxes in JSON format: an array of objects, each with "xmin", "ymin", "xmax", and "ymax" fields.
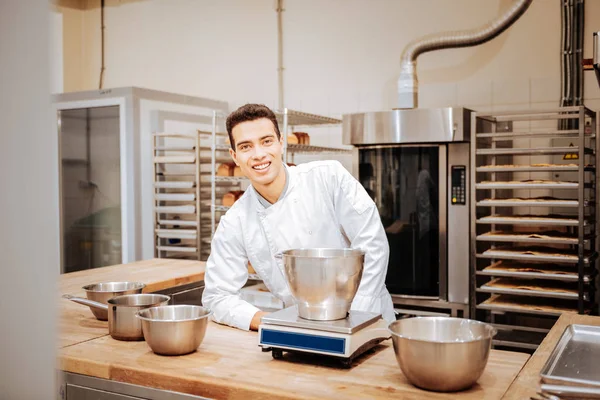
[{"xmin": 202, "ymin": 104, "xmax": 395, "ymax": 331}]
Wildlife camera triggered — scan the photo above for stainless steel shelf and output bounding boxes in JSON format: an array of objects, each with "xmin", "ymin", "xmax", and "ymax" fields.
[
  {"xmin": 476, "ymin": 129, "xmax": 581, "ymax": 139},
  {"xmin": 476, "ymin": 164, "xmax": 595, "ymax": 173},
  {"xmin": 476, "ymin": 215, "xmax": 582, "ymax": 226},
  {"xmin": 154, "ymin": 181, "xmax": 195, "ymax": 189},
  {"xmin": 156, "ymin": 245, "xmax": 198, "ymax": 253},
  {"xmin": 152, "ymin": 132, "xmax": 197, "ymax": 139},
  {"xmin": 154, "ymin": 146, "xmax": 196, "ymax": 151},
  {"xmin": 477, "ymin": 269, "xmax": 589, "ymax": 282},
  {"xmin": 477, "ymin": 284, "xmax": 583, "ymax": 301},
  {"xmin": 154, "ymin": 155, "xmax": 196, "ymax": 164},
  {"xmin": 477, "ymin": 249, "xmax": 592, "ymax": 265},
  {"xmin": 157, "ymin": 219, "xmax": 198, "ymax": 227},
  {"xmin": 476, "ymin": 181, "xmax": 580, "ymax": 190},
  {"xmin": 476, "ymin": 146, "xmax": 593, "ymax": 156},
  {"xmin": 477, "ymin": 198, "xmax": 581, "ymax": 208},
  {"xmin": 477, "ymin": 295, "xmax": 578, "ymax": 317},
  {"xmin": 213, "ymin": 176, "xmax": 248, "ymax": 183},
  {"xmin": 287, "ymin": 144, "xmax": 351, "ymax": 154},
  {"xmin": 214, "ymin": 142, "xmax": 350, "ymax": 154},
  {"xmin": 476, "ymin": 231, "xmax": 580, "ymax": 245},
  {"xmin": 276, "ymin": 109, "xmax": 341, "ymax": 126}
]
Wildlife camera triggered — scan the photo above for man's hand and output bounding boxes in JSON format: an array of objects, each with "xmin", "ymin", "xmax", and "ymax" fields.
[{"xmin": 250, "ymin": 311, "xmax": 269, "ymax": 331}]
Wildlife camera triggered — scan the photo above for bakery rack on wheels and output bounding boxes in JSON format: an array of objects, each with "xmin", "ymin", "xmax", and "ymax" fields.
[
  {"xmin": 209, "ymin": 109, "xmax": 348, "ymax": 280},
  {"xmin": 470, "ymin": 106, "xmax": 599, "ymax": 352},
  {"xmin": 152, "ymin": 132, "xmax": 202, "ymax": 261},
  {"xmin": 152, "ymin": 128, "xmax": 229, "ymax": 262}
]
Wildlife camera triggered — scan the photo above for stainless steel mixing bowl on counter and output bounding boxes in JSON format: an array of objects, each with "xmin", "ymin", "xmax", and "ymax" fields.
[
  {"xmin": 388, "ymin": 317, "xmax": 497, "ymax": 392},
  {"xmin": 136, "ymin": 305, "xmax": 212, "ymax": 356},
  {"xmin": 74, "ymin": 282, "xmax": 146, "ymax": 320},
  {"xmin": 282, "ymin": 248, "xmax": 364, "ymax": 321},
  {"xmin": 63, "ymin": 293, "xmax": 170, "ymax": 341}
]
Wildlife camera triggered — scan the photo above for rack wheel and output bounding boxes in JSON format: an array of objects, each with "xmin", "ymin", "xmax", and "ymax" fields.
[
  {"xmin": 340, "ymin": 358, "xmax": 352, "ymax": 369},
  {"xmin": 271, "ymin": 349, "xmax": 284, "ymax": 359}
]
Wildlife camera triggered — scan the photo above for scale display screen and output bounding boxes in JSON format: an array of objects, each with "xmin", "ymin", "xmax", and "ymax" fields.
[{"xmin": 260, "ymin": 329, "xmax": 346, "ymax": 355}]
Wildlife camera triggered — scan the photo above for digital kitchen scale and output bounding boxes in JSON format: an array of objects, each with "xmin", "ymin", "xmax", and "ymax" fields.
[{"xmin": 258, "ymin": 306, "xmax": 390, "ymax": 368}]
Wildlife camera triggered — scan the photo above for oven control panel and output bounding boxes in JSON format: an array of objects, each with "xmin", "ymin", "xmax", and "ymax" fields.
[{"xmin": 451, "ymin": 165, "xmax": 466, "ymax": 205}]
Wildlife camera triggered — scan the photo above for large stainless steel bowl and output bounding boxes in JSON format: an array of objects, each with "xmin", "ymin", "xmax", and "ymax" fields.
[
  {"xmin": 136, "ymin": 305, "xmax": 212, "ymax": 356},
  {"xmin": 282, "ymin": 248, "xmax": 364, "ymax": 321},
  {"xmin": 388, "ymin": 317, "xmax": 497, "ymax": 392},
  {"xmin": 82, "ymin": 282, "xmax": 146, "ymax": 320}
]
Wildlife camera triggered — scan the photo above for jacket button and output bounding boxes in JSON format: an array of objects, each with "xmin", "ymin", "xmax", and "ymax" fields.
[{"xmin": 308, "ymin": 230, "xmax": 312, "ymax": 235}]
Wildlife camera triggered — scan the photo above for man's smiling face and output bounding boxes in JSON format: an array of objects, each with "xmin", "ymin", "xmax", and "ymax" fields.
[{"xmin": 229, "ymin": 118, "xmax": 284, "ymax": 187}]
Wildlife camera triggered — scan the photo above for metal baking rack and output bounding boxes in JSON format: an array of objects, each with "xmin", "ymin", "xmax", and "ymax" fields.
[
  {"xmin": 470, "ymin": 106, "xmax": 599, "ymax": 352},
  {"xmin": 208, "ymin": 109, "xmax": 346, "ymax": 280}
]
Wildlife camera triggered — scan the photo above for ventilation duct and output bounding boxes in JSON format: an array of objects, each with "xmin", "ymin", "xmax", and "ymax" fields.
[{"xmin": 397, "ymin": 0, "xmax": 533, "ymax": 109}]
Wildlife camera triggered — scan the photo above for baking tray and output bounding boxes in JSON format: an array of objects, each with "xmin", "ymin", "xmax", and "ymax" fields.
[
  {"xmin": 476, "ymin": 146, "xmax": 592, "ymax": 155},
  {"xmin": 154, "ymin": 181, "xmax": 195, "ymax": 189},
  {"xmin": 155, "ymin": 193, "xmax": 196, "ymax": 202},
  {"xmin": 477, "ymin": 269, "xmax": 586, "ymax": 282},
  {"xmin": 477, "ymin": 280, "xmax": 583, "ymax": 300},
  {"xmin": 477, "ymin": 294, "xmax": 578, "ymax": 316},
  {"xmin": 540, "ymin": 383, "xmax": 600, "ymax": 399},
  {"xmin": 477, "ymin": 249, "xmax": 583, "ymax": 264},
  {"xmin": 477, "ymin": 231, "xmax": 579, "ymax": 245},
  {"xmin": 477, "ymin": 215, "xmax": 581, "ymax": 226},
  {"xmin": 153, "ymin": 155, "xmax": 196, "ymax": 164},
  {"xmin": 540, "ymin": 324, "xmax": 600, "ymax": 388},
  {"xmin": 476, "ymin": 181, "xmax": 579, "ymax": 190},
  {"xmin": 477, "ymin": 198, "xmax": 581, "ymax": 207}
]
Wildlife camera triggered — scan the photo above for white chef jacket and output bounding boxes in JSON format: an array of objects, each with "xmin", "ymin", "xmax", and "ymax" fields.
[{"xmin": 202, "ymin": 160, "xmax": 396, "ymax": 330}]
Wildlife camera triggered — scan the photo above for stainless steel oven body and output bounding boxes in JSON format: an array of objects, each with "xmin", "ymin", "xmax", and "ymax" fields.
[{"xmin": 343, "ymin": 108, "xmax": 472, "ymax": 317}]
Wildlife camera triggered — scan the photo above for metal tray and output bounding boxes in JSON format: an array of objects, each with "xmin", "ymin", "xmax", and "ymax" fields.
[
  {"xmin": 477, "ymin": 199, "xmax": 581, "ymax": 207},
  {"xmin": 477, "ymin": 284, "xmax": 584, "ymax": 301},
  {"xmin": 476, "ymin": 165, "xmax": 584, "ymax": 172},
  {"xmin": 476, "ymin": 269, "xmax": 586, "ymax": 282},
  {"xmin": 540, "ymin": 324, "xmax": 600, "ymax": 388},
  {"xmin": 476, "ymin": 232, "xmax": 579, "ymax": 245},
  {"xmin": 477, "ymin": 296, "xmax": 572, "ymax": 316},
  {"xmin": 477, "ymin": 250, "xmax": 581, "ymax": 264},
  {"xmin": 476, "ymin": 181, "xmax": 579, "ymax": 190},
  {"xmin": 540, "ymin": 383, "xmax": 600, "ymax": 399},
  {"xmin": 477, "ymin": 215, "xmax": 580, "ymax": 226},
  {"xmin": 476, "ymin": 146, "xmax": 592, "ymax": 155}
]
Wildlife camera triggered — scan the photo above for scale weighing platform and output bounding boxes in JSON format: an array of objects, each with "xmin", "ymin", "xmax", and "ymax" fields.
[{"xmin": 258, "ymin": 306, "xmax": 390, "ymax": 368}]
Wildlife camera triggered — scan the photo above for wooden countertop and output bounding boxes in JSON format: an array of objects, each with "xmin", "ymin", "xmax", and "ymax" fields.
[
  {"xmin": 59, "ymin": 320, "xmax": 528, "ymax": 400},
  {"xmin": 503, "ymin": 313, "xmax": 600, "ymax": 399},
  {"xmin": 58, "ymin": 260, "xmax": 530, "ymax": 399},
  {"xmin": 58, "ymin": 258, "xmax": 205, "ymax": 348}
]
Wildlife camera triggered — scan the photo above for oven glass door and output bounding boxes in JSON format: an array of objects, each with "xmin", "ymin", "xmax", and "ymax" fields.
[{"xmin": 358, "ymin": 146, "xmax": 444, "ymax": 298}]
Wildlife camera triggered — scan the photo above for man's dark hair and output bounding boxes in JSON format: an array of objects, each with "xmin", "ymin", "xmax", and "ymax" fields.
[{"xmin": 225, "ymin": 104, "xmax": 281, "ymax": 150}]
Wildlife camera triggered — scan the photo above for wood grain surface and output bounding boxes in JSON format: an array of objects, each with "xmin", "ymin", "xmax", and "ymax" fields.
[
  {"xmin": 58, "ymin": 258, "xmax": 205, "ymax": 348},
  {"xmin": 59, "ymin": 320, "xmax": 528, "ymax": 400}
]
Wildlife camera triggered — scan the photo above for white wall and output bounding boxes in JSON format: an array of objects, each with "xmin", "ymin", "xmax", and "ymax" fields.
[
  {"xmin": 0, "ymin": 0, "xmax": 58, "ymax": 398},
  {"xmin": 59, "ymin": 0, "xmax": 600, "ymax": 112}
]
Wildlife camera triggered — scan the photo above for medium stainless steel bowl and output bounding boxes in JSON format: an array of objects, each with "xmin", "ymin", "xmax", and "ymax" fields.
[
  {"xmin": 63, "ymin": 293, "xmax": 170, "ymax": 341},
  {"xmin": 82, "ymin": 282, "xmax": 146, "ymax": 320},
  {"xmin": 136, "ymin": 305, "xmax": 212, "ymax": 356},
  {"xmin": 388, "ymin": 317, "xmax": 497, "ymax": 392},
  {"xmin": 282, "ymin": 248, "xmax": 364, "ymax": 321}
]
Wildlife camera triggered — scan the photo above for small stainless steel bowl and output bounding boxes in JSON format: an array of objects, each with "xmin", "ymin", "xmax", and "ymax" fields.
[
  {"xmin": 107, "ymin": 294, "xmax": 170, "ymax": 341},
  {"xmin": 136, "ymin": 305, "xmax": 212, "ymax": 356},
  {"xmin": 82, "ymin": 282, "xmax": 146, "ymax": 320},
  {"xmin": 388, "ymin": 317, "xmax": 497, "ymax": 392}
]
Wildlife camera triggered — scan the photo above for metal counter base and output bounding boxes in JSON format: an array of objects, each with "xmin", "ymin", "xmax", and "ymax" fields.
[
  {"xmin": 391, "ymin": 295, "xmax": 469, "ymax": 318},
  {"xmin": 57, "ymin": 371, "xmax": 211, "ymax": 400}
]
